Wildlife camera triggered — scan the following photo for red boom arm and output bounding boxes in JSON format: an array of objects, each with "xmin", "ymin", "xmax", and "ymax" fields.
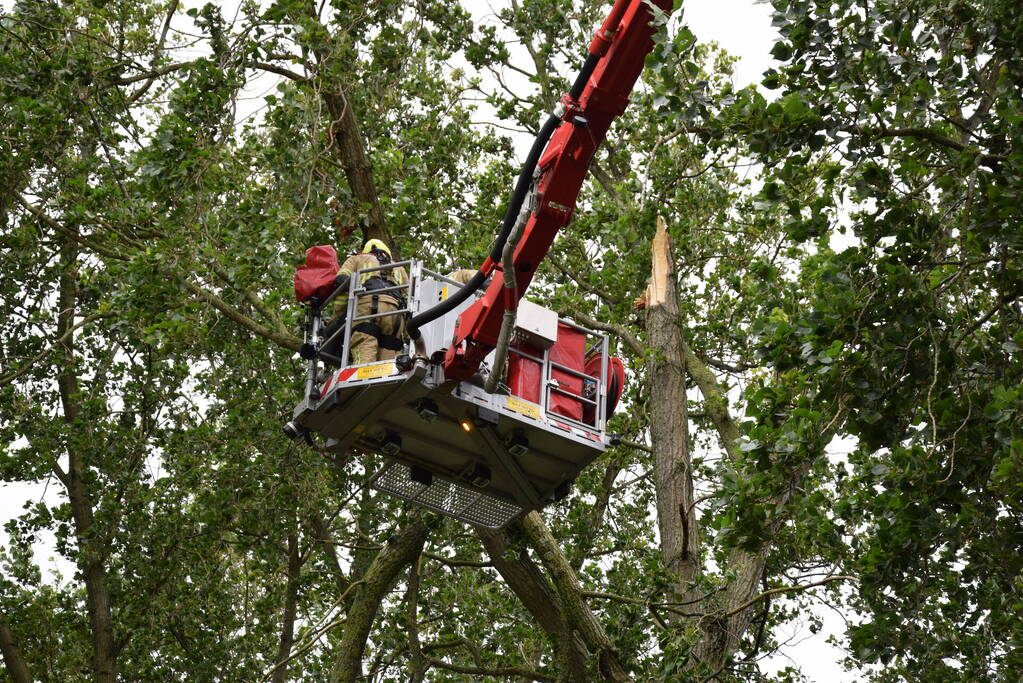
[{"xmin": 443, "ymin": 0, "xmax": 673, "ymax": 381}]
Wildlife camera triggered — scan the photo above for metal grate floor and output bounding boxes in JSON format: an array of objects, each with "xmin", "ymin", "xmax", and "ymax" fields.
[{"xmin": 371, "ymin": 461, "xmax": 522, "ymax": 528}]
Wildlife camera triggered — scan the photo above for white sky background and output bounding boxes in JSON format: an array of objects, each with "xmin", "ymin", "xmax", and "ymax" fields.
[{"xmin": 0, "ymin": 0, "xmax": 860, "ymax": 679}]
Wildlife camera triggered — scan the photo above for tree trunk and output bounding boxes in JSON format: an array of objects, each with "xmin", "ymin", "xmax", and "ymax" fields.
[
  {"xmin": 568, "ymin": 463, "xmax": 620, "ymax": 572},
  {"xmin": 477, "ymin": 526, "xmax": 588, "ymax": 682},
  {"xmin": 406, "ymin": 556, "xmax": 426, "ymax": 683},
  {"xmin": 56, "ymin": 235, "xmax": 118, "ymax": 683},
  {"xmin": 690, "ymin": 467, "xmax": 813, "ymax": 672},
  {"xmin": 331, "ymin": 519, "xmax": 430, "ymax": 682},
  {"xmin": 0, "ymin": 618, "xmax": 32, "ymax": 683},
  {"xmin": 690, "ymin": 549, "xmax": 767, "ymax": 673},
  {"xmin": 297, "ymin": 1, "xmax": 395, "ymax": 251},
  {"xmin": 308, "ymin": 513, "xmax": 350, "ymax": 594},
  {"xmin": 270, "ymin": 531, "xmax": 301, "ymax": 683},
  {"xmin": 644, "ymin": 216, "xmax": 701, "ymax": 597},
  {"xmin": 521, "ymin": 512, "xmax": 630, "ymax": 682}
]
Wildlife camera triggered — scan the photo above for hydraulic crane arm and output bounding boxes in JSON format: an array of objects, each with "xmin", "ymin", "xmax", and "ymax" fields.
[{"xmin": 408, "ymin": 0, "xmax": 673, "ymax": 381}]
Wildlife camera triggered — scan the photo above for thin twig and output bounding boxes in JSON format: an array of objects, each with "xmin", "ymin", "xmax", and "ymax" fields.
[
  {"xmin": 0, "ymin": 312, "xmax": 113, "ymax": 387},
  {"xmin": 722, "ymin": 575, "xmax": 858, "ymax": 619}
]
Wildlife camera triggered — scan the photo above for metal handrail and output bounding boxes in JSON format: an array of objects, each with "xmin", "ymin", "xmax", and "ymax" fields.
[
  {"xmin": 339, "ymin": 261, "xmax": 415, "ymax": 363},
  {"xmin": 313, "ymin": 261, "xmax": 415, "ymax": 365},
  {"xmin": 550, "ymin": 385, "xmax": 599, "ymax": 407},
  {"xmin": 353, "ymin": 259, "xmax": 413, "ymax": 276},
  {"xmin": 539, "ymin": 326, "xmax": 610, "ymax": 431},
  {"xmin": 420, "ymin": 268, "xmax": 470, "ymax": 287},
  {"xmin": 353, "ymin": 283, "xmax": 409, "ymax": 297},
  {"xmin": 503, "ymin": 330, "xmax": 610, "ymax": 430},
  {"xmin": 548, "ymin": 359, "xmax": 600, "ymax": 384}
]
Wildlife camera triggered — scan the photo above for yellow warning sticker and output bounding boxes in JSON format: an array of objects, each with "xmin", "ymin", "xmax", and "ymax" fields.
[
  {"xmin": 356, "ymin": 363, "xmax": 395, "ymax": 380},
  {"xmin": 506, "ymin": 396, "xmax": 541, "ymax": 420},
  {"xmin": 439, "ymin": 286, "xmax": 449, "ymax": 301}
]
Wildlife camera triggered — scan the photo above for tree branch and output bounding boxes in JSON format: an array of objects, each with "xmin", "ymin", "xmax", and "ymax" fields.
[
  {"xmin": 423, "ymin": 552, "xmax": 493, "ymax": 568},
  {"xmin": 680, "ymin": 341, "xmax": 740, "ymax": 460},
  {"xmin": 846, "ymin": 125, "xmax": 1006, "ymax": 168},
  {"xmin": 182, "ymin": 278, "xmax": 302, "ymax": 352},
  {"xmin": 619, "ymin": 437, "xmax": 653, "ymax": 453},
  {"xmin": 295, "ymin": 1, "xmax": 394, "ymax": 250},
  {"xmin": 407, "ymin": 555, "xmax": 426, "ymax": 683},
  {"xmin": 209, "ymin": 261, "xmax": 291, "ymax": 337},
  {"xmin": 581, "ymin": 591, "xmax": 702, "ymax": 619},
  {"xmin": 569, "ymin": 462, "xmax": 621, "ymax": 571},
  {"xmin": 331, "ymin": 518, "xmax": 430, "ymax": 681},
  {"xmin": 568, "ymin": 309, "xmax": 644, "ymax": 357},
  {"xmin": 722, "ymin": 575, "xmax": 859, "ymax": 618},
  {"xmin": 0, "ymin": 619, "xmax": 32, "ymax": 683},
  {"xmin": 307, "ymin": 513, "xmax": 350, "ymax": 594},
  {"xmin": 259, "ymin": 579, "xmax": 366, "ymax": 683},
  {"xmin": 55, "ymin": 229, "xmax": 118, "ymax": 683},
  {"xmin": 270, "ymin": 531, "xmax": 302, "ymax": 683},
  {"xmin": 247, "ymin": 60, "xmax": 307, "ymax": 83},
  {"xmin": 549, "ymin": 254, "xmax": 617, "ymax": 307},
  {"xmin": 589, "ymin": 159, "xmax": 625, "ymax": 209},
  {"xmin": 521, "ymin": 512, "xmax": 632, "ymax": 682},
  {"xmin": 113, "ymin": 60, "xmax": 191, "ymax": 86},
  {"xmin": 427, "ymin": 657, "xmax": 556, "ymax": 682},
  {"xmin": 16, "ymin": 196, "xmax": 128, "ymax": 261},
  {"xmin": 476, "ymin": 526, "xmax": 589, "ymax": 680}
]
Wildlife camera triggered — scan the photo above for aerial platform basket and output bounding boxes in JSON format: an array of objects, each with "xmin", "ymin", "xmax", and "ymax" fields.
[{"xmin": 287, "ymin": 261, "xmax": 621, "ymax": 528}]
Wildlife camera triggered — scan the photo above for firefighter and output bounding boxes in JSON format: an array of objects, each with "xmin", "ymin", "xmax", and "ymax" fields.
[
  {"xmin": 446, "ymin": 268, "xmax": 495, "ymax": 290},
  {"xmin": 446, "ymin": 268, "xmax": 477, "ymax": 285},
  {"xmin": 328, "ymin": 239, "xmax": 408, "ymax": 364}
]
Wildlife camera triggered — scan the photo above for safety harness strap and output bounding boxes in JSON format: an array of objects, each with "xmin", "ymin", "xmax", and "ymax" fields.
[
  {"xmin": 364, "ymin": 276, "xmax": 407, "ymax": 308},
  {"xmin": 352, "ymin": 321, "xmax": 404, "ymax": 352}
]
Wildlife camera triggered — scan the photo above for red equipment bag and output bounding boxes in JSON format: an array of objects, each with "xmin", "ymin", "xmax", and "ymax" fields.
[{"xmin": 294, "ymin": 245, "xmax": 340, "ymax": 303}]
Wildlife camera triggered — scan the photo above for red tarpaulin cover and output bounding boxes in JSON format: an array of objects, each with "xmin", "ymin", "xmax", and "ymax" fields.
[
  {"xmin": 549, "ymin": 323, "xmax": 585, "ymax": 421},
  {"xmin": 294, "ymin": 245, "xmax": 340, "ymax": 303},
  {"xmin": 507, "ymin": 342, "xmax": 543, "ymax": 404},
  {"xmin": 507, "ymin": 324, "xmax": 590, "ymax": 422}
]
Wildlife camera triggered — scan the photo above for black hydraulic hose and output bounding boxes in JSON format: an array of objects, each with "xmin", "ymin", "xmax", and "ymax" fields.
[
  {"xmin": 405, "ymin": 112, "xmax": 557, "ymax": 340},
  {"xmin": 406, "ymin": 50, "xmax": 602, "ymax": 341},
  {"xmin": 569, "ymin": 53, "xmax": 600, "ymax": 99},
  {"xmin": 405, "ymin": 268, "xmax": 487, "ymax": 342},
  {"xmin": 487, "ymin": 112, "xmax": 559, "ymax": 265}
]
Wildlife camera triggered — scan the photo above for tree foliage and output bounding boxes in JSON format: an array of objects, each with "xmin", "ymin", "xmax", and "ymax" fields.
[{"xmin": 1, "ymin": 0, "xmax": 1020, "ymax": 681}]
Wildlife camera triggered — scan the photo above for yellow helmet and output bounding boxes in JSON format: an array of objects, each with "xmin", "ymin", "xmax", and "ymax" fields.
[{"xmin": 362, "ymin": 239, "xmax": 392, "ymax": 258}]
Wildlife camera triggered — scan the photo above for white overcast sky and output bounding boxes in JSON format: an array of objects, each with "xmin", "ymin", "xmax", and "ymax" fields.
[{"xmin": 684, "ymin": 0, "xmax": 777, "ymax": 86}]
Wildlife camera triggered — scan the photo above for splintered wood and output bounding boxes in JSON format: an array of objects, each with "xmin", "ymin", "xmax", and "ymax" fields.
[{"xmin": 635, "ymin": 215, "xmax": 674, "ymax": 311}]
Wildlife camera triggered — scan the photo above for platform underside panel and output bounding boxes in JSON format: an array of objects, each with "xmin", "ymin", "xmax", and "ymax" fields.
[
  {"xmin": 297, "ymin": 375, "xmax": 606, "ymax": 514},
  {"xmin": 354, "ymin": 394, "xmax": 602, "ymax": 506}
]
